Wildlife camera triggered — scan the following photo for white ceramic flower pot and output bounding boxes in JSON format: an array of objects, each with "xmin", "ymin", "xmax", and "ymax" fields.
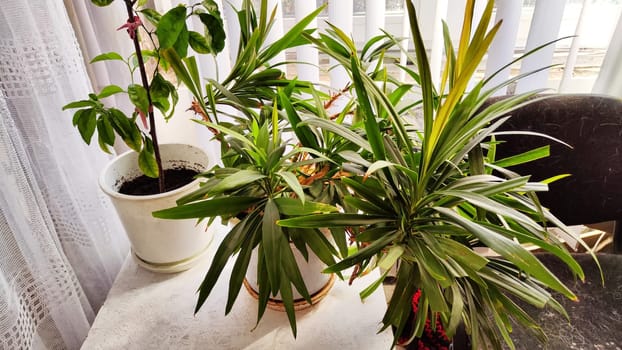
[
  {"xmin": 244, "ymin": 238, "xmax": 335, "ymax": 311},
  {"xmin": 99, "ymin": 143, "xmax": 213, "ymax": 273}
]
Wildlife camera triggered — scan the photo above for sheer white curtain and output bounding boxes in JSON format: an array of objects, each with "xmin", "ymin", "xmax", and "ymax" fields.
[{"xmin": 0, "ymin": 0, "xmax": 128, "ymax": 349}]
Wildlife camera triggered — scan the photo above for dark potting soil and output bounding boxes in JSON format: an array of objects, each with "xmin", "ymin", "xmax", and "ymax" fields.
[{"xmin": 119, "ymin": 168, "xmax": 199, "ymax": 195}]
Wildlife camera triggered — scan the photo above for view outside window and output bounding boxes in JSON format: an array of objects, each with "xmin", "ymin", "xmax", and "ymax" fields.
[
  {"xmin": 279, "ymin": 0, "xmax": 404, "ymax": 17},
  {"xmin": 272, "ymin": 0, "xmax": 620, "ymax": 91}
]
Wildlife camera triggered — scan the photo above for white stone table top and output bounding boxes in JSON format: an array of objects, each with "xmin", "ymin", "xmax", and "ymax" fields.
[{"xmin": 81, "ymin": 224, "xmax": 394, "ymax": 349}]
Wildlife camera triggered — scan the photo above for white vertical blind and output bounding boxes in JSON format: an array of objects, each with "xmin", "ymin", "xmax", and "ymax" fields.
[
  {"xmin": 484, "ymin": 0, "xmax": 522, "ymax": 95},
  {"xmin": 265, "ymin": 0, "xmax": 286, "ymax": 64},
  {"xmin": 399, "ymin": 5, "xmax": 411, "ymax": 82},
  {"xmin": 559, "ymin": 0, "xmax": 590, "ymax": 92},
  {"xmin": 593, "ymin": 9, "xmax": 622, "ymax": 96},
  {"xmin": 515, "ymin": 0, "xmax": 567, "ymax": 94},
  {"xmin": 365, "ymin": 0, "xmax": 386, "ymax": 38},
  {"xmin": 430, "ymin": 0, "xmax": 447, "ymax": 88},
  {"xmin": 328, "ymin": 0, "xmax": 354, "ymax": 89},
  {"xmin": 445, "ymin": 0, "xmax": 466, "ymax": 43},
  {"xmin": 294, "ymin": 0, "xmax": 320, "ymax": 83},
  {"xmin": 223, "ymin": 0, "xmax": 243, "ymax": 66},
  {"xmin": 415, "ymin": 0, "xmax": 447, "ymax": 87}
]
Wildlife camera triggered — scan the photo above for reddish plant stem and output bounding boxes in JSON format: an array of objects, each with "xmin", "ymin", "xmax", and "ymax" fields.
[{"xmin": 123, "ymin": 0, "xmax": 165, "ymax": 193}]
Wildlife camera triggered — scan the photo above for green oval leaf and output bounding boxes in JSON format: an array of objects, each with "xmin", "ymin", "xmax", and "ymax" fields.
[
  {"xmin": 97, "ymin": 115, "xmax": 115, "ymax": 146},
  {"xmin": 91, "ymin": 0, "xmax": 114, "ymax": 7},
  {"xmin": 63, "ymin": 100, "xmax": 96, "ymax": 110},
  {"xmin": 172, "ymin": 25, "xmax": 190, "ymax": 58},
  {"xmin": 198, "ymin": 13, "xmax": 226, "ymax": 54},
  {"xmin": 188, "ymin": 31, "xmax": 211, "ymax": 54},
  {"xmin": 140, "ymin": 8, "xmax": 161, "ymax": 26},
  {"xmin": 127, "ymin": 84, "xmax": 150, "ymax": 116},
  {"xmin": 107, "ymin": 108, "xmax": 142, "ymax": 152},
  {"xmin": 76, "ymin": 108, "xmax": 97, "ymax": 144},
  {"xmin": 156, "ymin": 6, "xmax": 187, "ymax": 49},
  {"xmin": 138, "ymin": 143, "xmax": 158, "ymax": 178},
  {"xmin": 90, "ymin": 52, "xmax": 124, "ymax": 63},
  {"xmin": 97, "ymin": 85, "xmax": 124, "ymax": 98}
]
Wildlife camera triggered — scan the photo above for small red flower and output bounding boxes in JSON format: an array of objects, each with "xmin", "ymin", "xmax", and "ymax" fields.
[
  {"xmin": 407, "ymin": 289, "xmax": 451, "ymax": 349},
  {"xmin": 117, "ymin": 16, "xmax": 142, "ymax": 40},
  {"xmin": 412, "ymin": 289, "xmax": 422, "ymax": 313}
]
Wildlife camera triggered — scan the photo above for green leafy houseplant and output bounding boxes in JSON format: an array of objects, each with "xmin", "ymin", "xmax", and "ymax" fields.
[
  {"xmin": 62, "ymin": 0, "xmax": 226, "ymax": 193},
  {"xmin": 154, "ymin": 115, "xmax": 342, "ymax": 336},
  {"xmin": 277, "ymin": 0, "xmax": 596, "ymax": 349},
  {"xmin": 151, "ymin": 0, "xmax": 354, "ymax": 336}
]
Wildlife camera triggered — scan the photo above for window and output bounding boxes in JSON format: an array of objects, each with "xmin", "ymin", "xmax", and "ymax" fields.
[{"xmin": 279, "ymin": 0, "xmax": 404, "ymax": 17}]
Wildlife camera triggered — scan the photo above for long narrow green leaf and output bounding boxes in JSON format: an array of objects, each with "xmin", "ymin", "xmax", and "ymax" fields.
[
  {"xmin": 300, "ymin": 118, "xmax": 371, "ymax": 153},
  {"xmin": 341, "ymin": 177, "xmax": 394, "ymax": 213},
  {"xmin": 359, "ymin": 269, "xmax": 390, "ymax": 300},
  {"xmin": 494, "ymin": 146, "xmax": 550, "ymax": 168},
  {"xmin": 278, "ymin": 89, "xmax": 319, "ymax": 149},
  {"xmin": 434, "ymin": 207, "xmax": 577, "ymax": 300},
  {"xmin": 438, "ymin": 189, "xmax": 543, "ymax": 232},
  {"xmin": 273, "ymin": 197, "xmax": 338, "ymax": 216},
  {"xmin": 226, "ymin": 231, "xmax": 257, "ymax": 314},
  {"xmin": 258, "ymin": 5, "xmax": 324, "ymax": 63},
  {"xmin": 276, "ymin": 171, "xmax": 305, "ymax": 204},
  {"xmin": 152, "ymin": 196, "xmax": 259, "ymax": 219},
  {"xmin": 437, "ymin": 237, "xmax": 489, "ymax": 271},
  {"xmin": 280, "ymin": 239, "xmax": 311, "ymax": 304},
  {"xmin": 405, "ymin": 0, "xmax": 434, "ymax": 134},
  {"xmin": 255, "ymin": 245, "xmax": 271, "ymax": 327},
  {"xmin": 194, "ymin": 213, "xmax": 252, "ymax": 313},
  {"xmin": 196, "ymin": 120, "xmax": 260, "ymax": 154},
  {"xmin": 344, "ymin": 196, "xmax": 391, "ymax": 216},
  {"xmin": 278, "ymin": 213, "xmax": 393, "ymax": 228},
  {"xmin": 209, "ymin": 169, "xmax": 266, "ymax": 195},
  {"xmin": 324, "ymin": 232, "xmax": 399, "ymax": 273},
  {"xmin": 262, "ymin": 198, "xmax": 283, "ymax": 296},
  {"xmin": 378, "ymin": 245, "xmax": 404, "ymax": 270},
  {"xmin": 279, "ymin": 268, "xmax": 297, "ymax": 337},
  {"xmin": 161, "ymin": 48, "xmax": 200, "ymax": 99},
  {"xmin": 350, "ymin": 55, "xmax": 385, "ymax": 160},
  {"xmin": 302, "ymin": 228, "xmax": 339, "ymax": 265}
]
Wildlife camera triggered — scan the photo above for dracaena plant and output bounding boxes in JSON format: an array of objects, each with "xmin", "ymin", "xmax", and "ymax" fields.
[
  {"xmin": 146, "ymin": 0, "xmax": 367, "ymax": 336},
  {"xmin": 279, "ymin": 0, "xmax": 596, "ymax": 349},
  {"xmin": 62, "ymin": 0, "xmax": 225, "ymax": 192},
  {"xmin": 152, "ymin": 109, "xmax": 341, "ymax": 336}
]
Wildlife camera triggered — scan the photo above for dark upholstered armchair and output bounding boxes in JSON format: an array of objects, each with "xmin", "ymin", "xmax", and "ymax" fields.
[
  {"xmin": 493, "ymin": 94, "xmax": 622, "ymax": 253},
  {"xmin": 490, "ymin": 94, "xmax": 622, "ymax": 348}
]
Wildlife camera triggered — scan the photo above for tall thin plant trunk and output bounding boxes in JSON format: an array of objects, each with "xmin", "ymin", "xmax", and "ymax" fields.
[{"xmin": 123, "ymin": 0, "xmax": 165, "ymax": 193}]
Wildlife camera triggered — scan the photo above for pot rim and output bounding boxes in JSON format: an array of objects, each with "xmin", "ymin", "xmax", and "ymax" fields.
[{"xmin": 99, "ymin": 143, "xmax": 208, "ymax": 202}]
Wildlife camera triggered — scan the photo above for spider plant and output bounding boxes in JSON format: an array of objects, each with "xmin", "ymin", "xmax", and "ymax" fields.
[{"xmin": 279, "ymin": 0, "xmax": 592, "ymax": 348}]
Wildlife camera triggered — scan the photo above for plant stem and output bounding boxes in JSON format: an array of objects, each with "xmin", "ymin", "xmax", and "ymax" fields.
[{"xmin": 123, "ymin": 0, "xmax": 165, "ymax": 193}]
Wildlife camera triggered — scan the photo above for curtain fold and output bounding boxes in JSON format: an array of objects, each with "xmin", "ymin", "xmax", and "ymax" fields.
[{"xmin": 0, "ymin": 0, "xmax": 128, "ymax": 349}]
